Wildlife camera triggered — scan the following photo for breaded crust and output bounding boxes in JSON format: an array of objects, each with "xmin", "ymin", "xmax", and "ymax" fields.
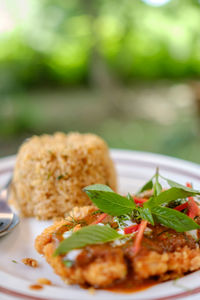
[
  {"xmin": 35, "ymin": 206, "xmax": 96, "ymax": 255},
  {"xmin": 35, "ymin": 206, "xmax": 200, "ymax": 288},
  {"xmin": 133, "ymin": 246, "xmax": 200, "ymax": 279},
  {"xmin": 35, "ymin": 206, "xmax": 127, "ymax": 287}
]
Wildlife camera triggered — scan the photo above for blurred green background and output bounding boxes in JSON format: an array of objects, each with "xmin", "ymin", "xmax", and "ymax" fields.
[{"xmin": 1, "ymin": 0, "xmax": 200, "ymax": 163}]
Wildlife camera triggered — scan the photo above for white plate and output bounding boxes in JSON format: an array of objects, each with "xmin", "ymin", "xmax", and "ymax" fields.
[{"xmin": 1, "ymin": 150, "xmax": 200, "ymax": 300}]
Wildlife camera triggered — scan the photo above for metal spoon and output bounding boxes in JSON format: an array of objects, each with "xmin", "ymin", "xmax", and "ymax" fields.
[
  {"xmin": 0, "ymin": 213, "xmax": 19, "ymax": 237},
  {"xmin": 0, "ymin": 178, "xmax": 14, "ymax": 233}
]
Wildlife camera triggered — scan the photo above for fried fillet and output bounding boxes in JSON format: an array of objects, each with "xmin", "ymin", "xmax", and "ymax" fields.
[
  {"xmin": 35, "ymin": 206, "xmax": 200, "ymax": 288},
  {"xmin": 35, "ymin": 206, "xmax": 127, "ymax": 287}
]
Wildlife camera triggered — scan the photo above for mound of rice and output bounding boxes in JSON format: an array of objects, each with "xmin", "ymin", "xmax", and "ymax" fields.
[{"xmin": 10, "ymin": 132, "xmax": 117, "ymax": 219}]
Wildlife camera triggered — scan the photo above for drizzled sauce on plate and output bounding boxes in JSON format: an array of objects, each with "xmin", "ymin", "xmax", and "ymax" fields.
[{"xmin": 105, "ymin": 277, "xmax": 156, "ymax": 294}]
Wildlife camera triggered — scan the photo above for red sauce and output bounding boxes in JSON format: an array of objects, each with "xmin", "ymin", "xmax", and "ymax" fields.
[
  {"xmin": 29, "ymin": 284, "xmax": 43, "ymax": 290},
  {"xmin": 106, "ymin": 277, "xmax": 156, "ymax": 294}
]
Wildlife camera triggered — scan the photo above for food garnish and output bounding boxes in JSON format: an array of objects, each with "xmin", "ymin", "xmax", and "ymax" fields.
[
  {"xmin": 92, "ymin": 212, "xmax": 108, "ymax": 224},
  {"xmin": 174, "ymin": 202, "xmax": 188, "ymax": 211},
  {"xmin": 124, "ymin": 224, "xmax": 139, "ymax": 234},
  {"xmin": 186, "ymin": 183, "xmax": 200, "ymax": 219},
  {"xmin": 11, "ymin": 260, "xmax": 18, "ymax": 264},
  {"xmin": 132, "ymin": 220, "xmax": 148, "ymax": 255},
  {"xmin": 54, "ymin": 225, "xmax": 124, "ymax": 255},
  {"xmin": 56, "ymin": 175, "xmax": 64, "ymax": 180},
  {"xmin": 84, "ymin": 184, "xmax": 136, "ymax": 216},
  {"xmin": 63, "ymin": 260, "xmax": 74, "ymax": 267},
  {"xmin": 53, "ymin": 169, "xmax": 200, "ymax": 257},
  {"xmin": 133, "ymin": 197, "xmax": 147, "ymax": 205},
  {"xmin": 188, "ymin": 198, "xmax": 199, "ymax": 219}
]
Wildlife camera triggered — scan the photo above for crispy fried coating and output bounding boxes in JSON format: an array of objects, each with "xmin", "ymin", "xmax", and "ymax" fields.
[
  {"xmin": 35, "ymin": 206, "xmax": 200, "ymax": 288},
  {"xmin": 132, "ymin": 246, "xmax": 200, "ymax": 279},
  {"xmin": 35, "ymin": 206, "xmax": 127, "ymax": 287},
  {"xmin": 35, "ymin": 206, "xmax": 96, "ymax": 255}
]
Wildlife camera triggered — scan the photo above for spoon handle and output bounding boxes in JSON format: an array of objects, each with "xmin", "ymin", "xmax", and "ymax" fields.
[
  {"xmin": 0, "ymin": 177, "xmax": 14, "ymax": 233},
  {"xmin": 0, "ymin": 177, "xmax": 12, "ymax": 194},
  {"xmin": 0, "ymin": 200, "xmax": 13, "ymax": 232}
]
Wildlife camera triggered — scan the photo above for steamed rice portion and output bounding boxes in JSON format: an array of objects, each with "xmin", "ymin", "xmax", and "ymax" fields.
[{"xmin": 10, "ymin": 132, "xmax": 117, "ymax": 219}]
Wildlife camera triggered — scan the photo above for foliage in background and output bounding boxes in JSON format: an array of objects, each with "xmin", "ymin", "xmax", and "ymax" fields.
[
  {"xmin": 1, "ymin": 0, "xmax": 200, "ymax": 164},
  {"xmin": 0, "ymin": 0, "xmax": 200, "ymax": 92}
]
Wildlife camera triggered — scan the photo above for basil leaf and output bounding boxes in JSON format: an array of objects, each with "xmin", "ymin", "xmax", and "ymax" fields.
[
  {"xmin": 54, "ymin": 225, "xmax": 123, "ymax": 256},
  {"xmin": 137, "ymin": 178, "xmax": 153, "ymax": 194},
  {"xmin": 153, "ymin": 169, "xmax": 162, "ymax": 196},
  {"xmin": 148, "ymin": 187, "xmax": 198, "ymax": 207},
  {"xmin": 161, "ymin": 176, "xmax": 200, "ymax": 194},
  {"xmin": 84, "ymin": 184, "xmax": 113, "ymax": 192},
  {"xmin": 139, "ymin": 207, "xmax": 154, "ymax": 225},
  {"xmin": 154, "ymin": 176, "xmax": 162, "ymax": 196},
  {"xmin": 84, "ymin": 186, "xmax": 135, "ymax": 216},
  {"xmin": 151, "ymin": 206, "xmax": 200, "ymax": 232},
  {"xmin": 127, "ymin": 193, "xmax": 136, "ymax": 209}
]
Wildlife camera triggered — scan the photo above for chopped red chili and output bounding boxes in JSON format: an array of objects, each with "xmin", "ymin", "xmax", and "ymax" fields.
[
  {"xmin": 185, "ymin": 182, "xmax": 199, "ymax": 219},
  {"xmin": 124, "ymin": 224, "xmax": 139, "ymax": 234},
  {"xmin": 132, "ymin": 220, "xmax": 148, "ymax": 255},
  {"xmin": 186, "ymin": 182, "xmax": 192, "ymax": 188},
  {"xmin": 187, "ymin": 198, "xmax": 199, "ymax": 219},
  {"xmin": 174, "ymin": 202, "xmax": 188, "ymax": 211},
  {"xmin": 92, "ymin": 213, "xmax": 108, "ymax": 224},
  {"xmin": 134, "ymin": 197, "xmax": 148, "ymax": 204}
]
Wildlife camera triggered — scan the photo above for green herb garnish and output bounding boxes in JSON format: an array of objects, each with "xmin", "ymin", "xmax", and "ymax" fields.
[
  {"xmin": 12, "ymin": 260, "xmax": 17, "ymax": 264},
  {"xmin": 147, "ymin": 187, "xmax": 198, "ymax": 207},
  {"xmin": 54, "ymin": 170, "xmax": 200, "ymax": 256},
  {"xmin": 151, "ymin": 206, "xmax": 199, "ymax": 232},
  {"xmin": 63, "ymin": 260, "xmax": 74, "ymax": 268},
  {"xmin": 84, "ymin": 173, "xmax": 200, "ymax": 232},
  {"xmin": 54, "ymin": 225, "xmax": 124, "ymax": 256},
  {"xmin": 167, "ymin": 199, "xmax": 183, "ymax": 209},
  {"xmin": 84, "ymin": 184, "xmax": 136, "ymax": 216},
  {"xmin": 162, "ymin": 176, "xmax": 200, "ymax": 194},
  {"xmin": 114, "ymin": 214, "xmax": 132, "ymax": 228},
  {"xmin": 153, "ymin": 168, "xmax": 162, "ymax": 196},
  {"xmin": 137, "ymin": 177, "xmax": 153, "ymax": 194}
]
